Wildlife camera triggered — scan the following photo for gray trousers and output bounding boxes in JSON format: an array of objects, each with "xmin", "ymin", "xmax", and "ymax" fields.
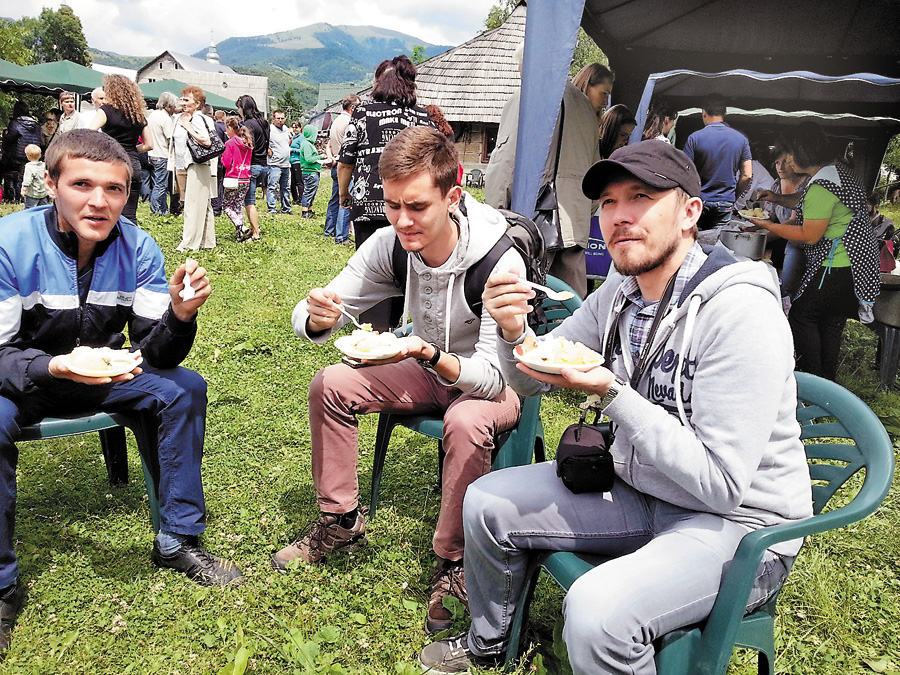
[{"xmin": 463, "ymin": 462, "xmax": 793, "ymax": 675}]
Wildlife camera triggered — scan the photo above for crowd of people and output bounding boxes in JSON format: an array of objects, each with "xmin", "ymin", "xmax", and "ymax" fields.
[
  {"xmin": 0, "ymin": 46, "xmax": 888, "ymax": 674},
  {"xmin": 0, "ymin": 77, "xmax": 327, "ymax": 248}
]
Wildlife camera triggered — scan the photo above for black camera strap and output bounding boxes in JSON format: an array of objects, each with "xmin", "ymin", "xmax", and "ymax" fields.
[{"xmin": 602, "ymin": 271, "xmax": 678, "ymax": 390}]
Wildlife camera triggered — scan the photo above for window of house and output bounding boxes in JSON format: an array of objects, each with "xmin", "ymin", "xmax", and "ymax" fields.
[{"xmin": 482, "ymin": 124, "xmax": 500, "ymax": 164}]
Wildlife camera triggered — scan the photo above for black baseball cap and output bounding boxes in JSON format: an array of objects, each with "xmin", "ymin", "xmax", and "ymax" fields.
[{"xmin": 582, "ymin": 140, "xmax": 701, "ymax": 199}]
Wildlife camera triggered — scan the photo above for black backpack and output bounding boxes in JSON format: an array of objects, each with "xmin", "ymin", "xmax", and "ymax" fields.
[{"xmin": 390, "ymin": 202, "xmax": 550, "ymax": 330}]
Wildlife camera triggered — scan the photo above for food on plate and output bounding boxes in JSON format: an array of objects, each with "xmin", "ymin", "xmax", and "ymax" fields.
[
  {"xmin": 345, "ymin": 329, "xmax": 400, "ymax": 354},
  {"xmin": 66, "ymin": 346, "xmax": 141, "ymax": 375},
  {"xmin": 739, "ymin": 207, "xmax": 768, "ymax": 219},
  {"xmin": 515, "ymin": 334, "xmax": 603, "ymax": 368}
]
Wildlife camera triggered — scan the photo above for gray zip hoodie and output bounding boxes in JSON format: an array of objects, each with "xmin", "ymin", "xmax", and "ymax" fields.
[
  {"xmin": 293, "ymin": 192, "xmax": 525, "ymax": 399},
  {"xmin": 499, "ymin": 244, "xmax": 813, "ymax": 555}
]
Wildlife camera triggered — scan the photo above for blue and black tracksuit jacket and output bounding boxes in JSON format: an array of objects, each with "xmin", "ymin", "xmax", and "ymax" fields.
[{"xmin": 0, "ymin": 205, "xmax": 197, "ymax": 401}]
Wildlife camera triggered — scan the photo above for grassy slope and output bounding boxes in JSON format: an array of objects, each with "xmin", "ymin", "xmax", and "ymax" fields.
[{"xmin": 0, "ymin": 189, "xmax": 896, "ymax": 673}]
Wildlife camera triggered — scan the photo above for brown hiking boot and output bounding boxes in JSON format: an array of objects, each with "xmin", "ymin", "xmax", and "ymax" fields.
[
  {"xmin": 271, "ymin": 510, "xmax": 367, "ymax": 571},
  {"xmin": 426, "ymin": 557, "xmax": 468, "ymax": 635}
]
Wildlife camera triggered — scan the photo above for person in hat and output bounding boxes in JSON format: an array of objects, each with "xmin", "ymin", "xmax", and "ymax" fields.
[{"xmin": 419, "ymin": 140, "xmax": 813, "ymax": 675}]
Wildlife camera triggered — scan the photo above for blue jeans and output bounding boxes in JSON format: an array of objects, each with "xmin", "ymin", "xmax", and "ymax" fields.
[
  {"xmin": 245, "ymin": 164, "xmax": 269, "ymax": 206},
  {"xmin": 266, "ymin": 165, "xmax": 292, "ymax": 213},
  {"xmin": 781, "ymin": 242, "xmax": 805, "ymax": 298},
  {"xmin": 149, "ymin": 156, "xmax": 169, "ymax": 215},
  {"xmin": 301, "ymin": 171, "xmax": 320, "ymax": 208},
  {"xmin": 23, "ymin": 196, "xmax": 49, "ymax": 209},
  {"xmin": 698, "ymin": 201, "xmax": 733, "ymax": 230},
  {"xmin": 324, "ymin": 165, "xmax": 341, "ymax": 237},
  {"xmin": 140, "ymin": 167, "xmax": 151, "ymax": 202},
  {"xmin": 462, "ymin": 462, "xmax": 793, "ymax": 674},
  {"xmin": 325, "ymin": 167, "xmax": 352, "ymax": 241},
  {"xmin": 0, "ymin": 364, "xmax": 209, "ymax": 589}
]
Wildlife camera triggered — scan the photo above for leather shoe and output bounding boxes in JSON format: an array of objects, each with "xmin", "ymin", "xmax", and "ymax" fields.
[
  {"xmin": 152, "ymin": 537, "xmax": 243, "ymax": 586},
  {"xmin": 0, "ymin": 582, "xmax": 22, "ymax": 656}
]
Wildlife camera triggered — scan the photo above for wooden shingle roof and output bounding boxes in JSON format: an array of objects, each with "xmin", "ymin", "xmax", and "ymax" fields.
[
  {"xmin": 321, "ymin": 4, "xmax": 525, "ymax": 124},
  {"xmin": 415, "ymin": 3, "xmax": 525, "ymax": 124}
]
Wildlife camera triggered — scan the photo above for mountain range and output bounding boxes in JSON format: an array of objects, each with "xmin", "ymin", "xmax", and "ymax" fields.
[{"xmin": 192, "ymin": 23, "xmax": 451, "ymax": 85}]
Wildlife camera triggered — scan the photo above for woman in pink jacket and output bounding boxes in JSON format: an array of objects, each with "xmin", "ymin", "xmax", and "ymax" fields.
[{"xmin": 221, "ymin": 116, "xmax": 253, "ymax": 242}]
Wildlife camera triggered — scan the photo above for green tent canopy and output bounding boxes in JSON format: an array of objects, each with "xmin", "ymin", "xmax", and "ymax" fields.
[
  {"xmin": 0, "ymin": 58, "xmax": 68, "ymax": 94},
  {"xmin": 18, "ymin": 59, "xmax": 103, "ymax": 93},
  {"xmin": 138, "ymin": 79, "xmax": 237, "ymax": 112}
]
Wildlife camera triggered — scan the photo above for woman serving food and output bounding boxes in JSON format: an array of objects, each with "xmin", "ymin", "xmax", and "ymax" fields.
[{"xmin": 746, "ymin": 123, "xmax": 879, "ymax": 381}]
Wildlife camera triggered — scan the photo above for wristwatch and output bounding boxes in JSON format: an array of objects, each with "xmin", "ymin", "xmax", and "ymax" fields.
[
  {"xmin": 418, "ymin": 343, "xmax": 442, "ymax": 370},
  {"xmin": 598, "ymin": 375, "xmax": 626, "ymax": 411}
]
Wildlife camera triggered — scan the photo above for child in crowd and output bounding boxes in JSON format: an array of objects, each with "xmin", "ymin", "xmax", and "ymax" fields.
[
  {"xmin": 292, "ymin": 125, "xmax": 322, "ymax": 219},
  {"xmin": 220, "ymin": 116, "xmax": 253, "ymax": 242},
  {"xmin": 20, "ymin": 144, "xmax": 49, "ymax": 209}
]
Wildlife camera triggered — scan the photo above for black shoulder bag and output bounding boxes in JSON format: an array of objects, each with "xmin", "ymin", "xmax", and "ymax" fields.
[
  {"xmin": 555, "ymin": 273, "xmax": 678, "ymax": 494},
  {"xmin": 187, "ymin": 115, "xmax": 226, "ymax": 164}
]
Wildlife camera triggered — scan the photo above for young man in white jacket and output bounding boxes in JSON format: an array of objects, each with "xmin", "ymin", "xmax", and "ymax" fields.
[
  {"xmin": 279, "ymin": 127, "xmax": 525, "ymax": 635},
  {"xmin": 421, "ymin": 140, "xmax": 813, "ymax": 674}
]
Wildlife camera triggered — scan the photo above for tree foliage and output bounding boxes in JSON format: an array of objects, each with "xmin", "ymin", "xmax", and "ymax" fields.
[
  {"xmin": 484, "ymin": 0, "xmax": 517, "ymax": 31},
  {"xmin": 0, "ymin": 19, "xmax": 36, "ymax": 66},
  {"xmin": 570, "ymin": 29, "xmax": 608, "ymax": 76},
  {"xmin": 23, "ymin": 7, "xmax": 92, "ymax": 66},
  {"xmin": 276, "ymin": 88, "xmax": 304, "ymax": 123},
  {"xmin": 410, "ymin": 44, "xmax": 427, "ymax": 65}
]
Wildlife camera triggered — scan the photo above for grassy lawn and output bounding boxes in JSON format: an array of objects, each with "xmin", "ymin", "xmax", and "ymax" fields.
[{"xmin": 0, "ymin": 181, "xmax": 898, "ymax": 674}]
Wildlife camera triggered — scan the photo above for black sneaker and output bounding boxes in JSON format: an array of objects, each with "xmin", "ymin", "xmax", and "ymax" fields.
[
  {"xmin": 419, "ymin": 634, "xmax": 501, "ymax": 674},
  {"xmin": 426, "ymin": 558, "xmax": 467, "ymax": 635},
  {"xmin": 151, "ymin": 537, "xmax": 243, "ymax": 586},
  {"xmin": 0, "ymin": 582, "xmax": 22, "ymax": 656}
]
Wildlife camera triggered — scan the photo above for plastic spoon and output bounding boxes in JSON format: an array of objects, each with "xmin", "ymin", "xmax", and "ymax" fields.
[
  {"xmin": 179, "ymin": 267, "xmax": 195, "ymax": 301},
  {"xmin": 518, "ymin": 277, "xmax": 575, "ymax": 302}
]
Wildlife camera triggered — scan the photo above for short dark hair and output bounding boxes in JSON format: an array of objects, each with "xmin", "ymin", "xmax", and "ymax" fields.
[
  {"xmin": 779, "ymin": 122, "xmax": 837, "ymax": 170},
  {"xmin": 372, "ymin": 55, "xmax": 418, "ymax": 107},
  {"xmin": 342, "ymin": 94, "xmax": 360, "ymax": 111},
  {"xmin": 701, "ymin": 94, "xmax": 727, "ymax": 118},
  {"xmin": 45, "ymin": 129, "xmax": 132, "ymax": 183},
  {"xmin": 379, "ymin": 126, "xmax": 458, "ymax": 196}
]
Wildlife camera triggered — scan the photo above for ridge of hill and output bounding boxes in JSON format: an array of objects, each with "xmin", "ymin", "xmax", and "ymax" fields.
[{"xmin": 191, "ymin": 23, "xmax": 450, "ymax": 85}]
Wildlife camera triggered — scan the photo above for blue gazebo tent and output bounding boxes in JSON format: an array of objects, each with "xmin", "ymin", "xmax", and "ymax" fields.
[{"xmin": 512, "ymin": 0, "xmax": 900, "ymax": 217}]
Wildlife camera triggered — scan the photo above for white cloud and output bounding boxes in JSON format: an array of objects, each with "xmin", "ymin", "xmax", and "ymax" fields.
[{"xmin": 8, "ymin": 0, "xmax": 498, "ymax": 56}]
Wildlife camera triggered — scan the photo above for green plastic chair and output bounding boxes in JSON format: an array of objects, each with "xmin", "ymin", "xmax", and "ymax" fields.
[
  {"xmin": 19, "ymin": 411, "xmax": 162, "ymax": 533},
  {"xmin": 504, "ymin": 372, "xmax": 895, "ymax": 674},
  {"xmin": 368, "ymin": 275, "xmax": 583, "ymax": 517}
]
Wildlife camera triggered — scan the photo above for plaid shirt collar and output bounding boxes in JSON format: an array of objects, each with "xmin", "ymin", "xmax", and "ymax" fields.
[{"xmin": 619, "ymin": 242, "xmax": 707, "ymax": 361}]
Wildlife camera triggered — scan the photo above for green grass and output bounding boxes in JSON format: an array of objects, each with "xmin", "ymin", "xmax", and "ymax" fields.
[{"xmin": 0, "ymin": 185, "xmax": 897, "ymax": 673}]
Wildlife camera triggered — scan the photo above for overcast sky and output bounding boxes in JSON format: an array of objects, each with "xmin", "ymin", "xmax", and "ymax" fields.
[{"xmin": 8, "ymin": 0, "xmax": 500, "ymax": 57}]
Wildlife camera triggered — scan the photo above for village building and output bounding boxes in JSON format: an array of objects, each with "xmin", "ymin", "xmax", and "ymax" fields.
[{"xmin": 135, "ymin": 40, "xmax": 268, "ymax": 112}]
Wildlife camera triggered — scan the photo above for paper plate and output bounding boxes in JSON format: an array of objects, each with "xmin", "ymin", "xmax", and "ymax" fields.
[
  {"xmin": 65, "ymin": 354, "xmax": 143, "ymax": 378},
  {"xmin": 334, "ymin": 335, "xmax": 401, "ymax": 361},
  {"xmin": 738, "ymin": 210, "xmax": 770, "ymax": 220},
  {"xmin": 514, "ymin": 346, "xmax": 603, "ymax": 375}
]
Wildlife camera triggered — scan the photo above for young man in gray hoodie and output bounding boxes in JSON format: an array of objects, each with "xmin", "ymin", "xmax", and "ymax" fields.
[
  {"xmin": 421, "ymin": 140, "xmax": 813, "ymax": 674},
  {"xmin": 279, "ymin": 127, "xmax": 524, "ymax": 635}
]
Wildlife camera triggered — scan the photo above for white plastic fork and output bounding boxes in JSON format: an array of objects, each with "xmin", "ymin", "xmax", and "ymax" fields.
[
  {"xmin": 332, "ymin": 301, "xmax": 366, "ymax": 330},
  {"xmin": 518, "ymin": 277, "xmax": 575, "ymax": 302}
]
